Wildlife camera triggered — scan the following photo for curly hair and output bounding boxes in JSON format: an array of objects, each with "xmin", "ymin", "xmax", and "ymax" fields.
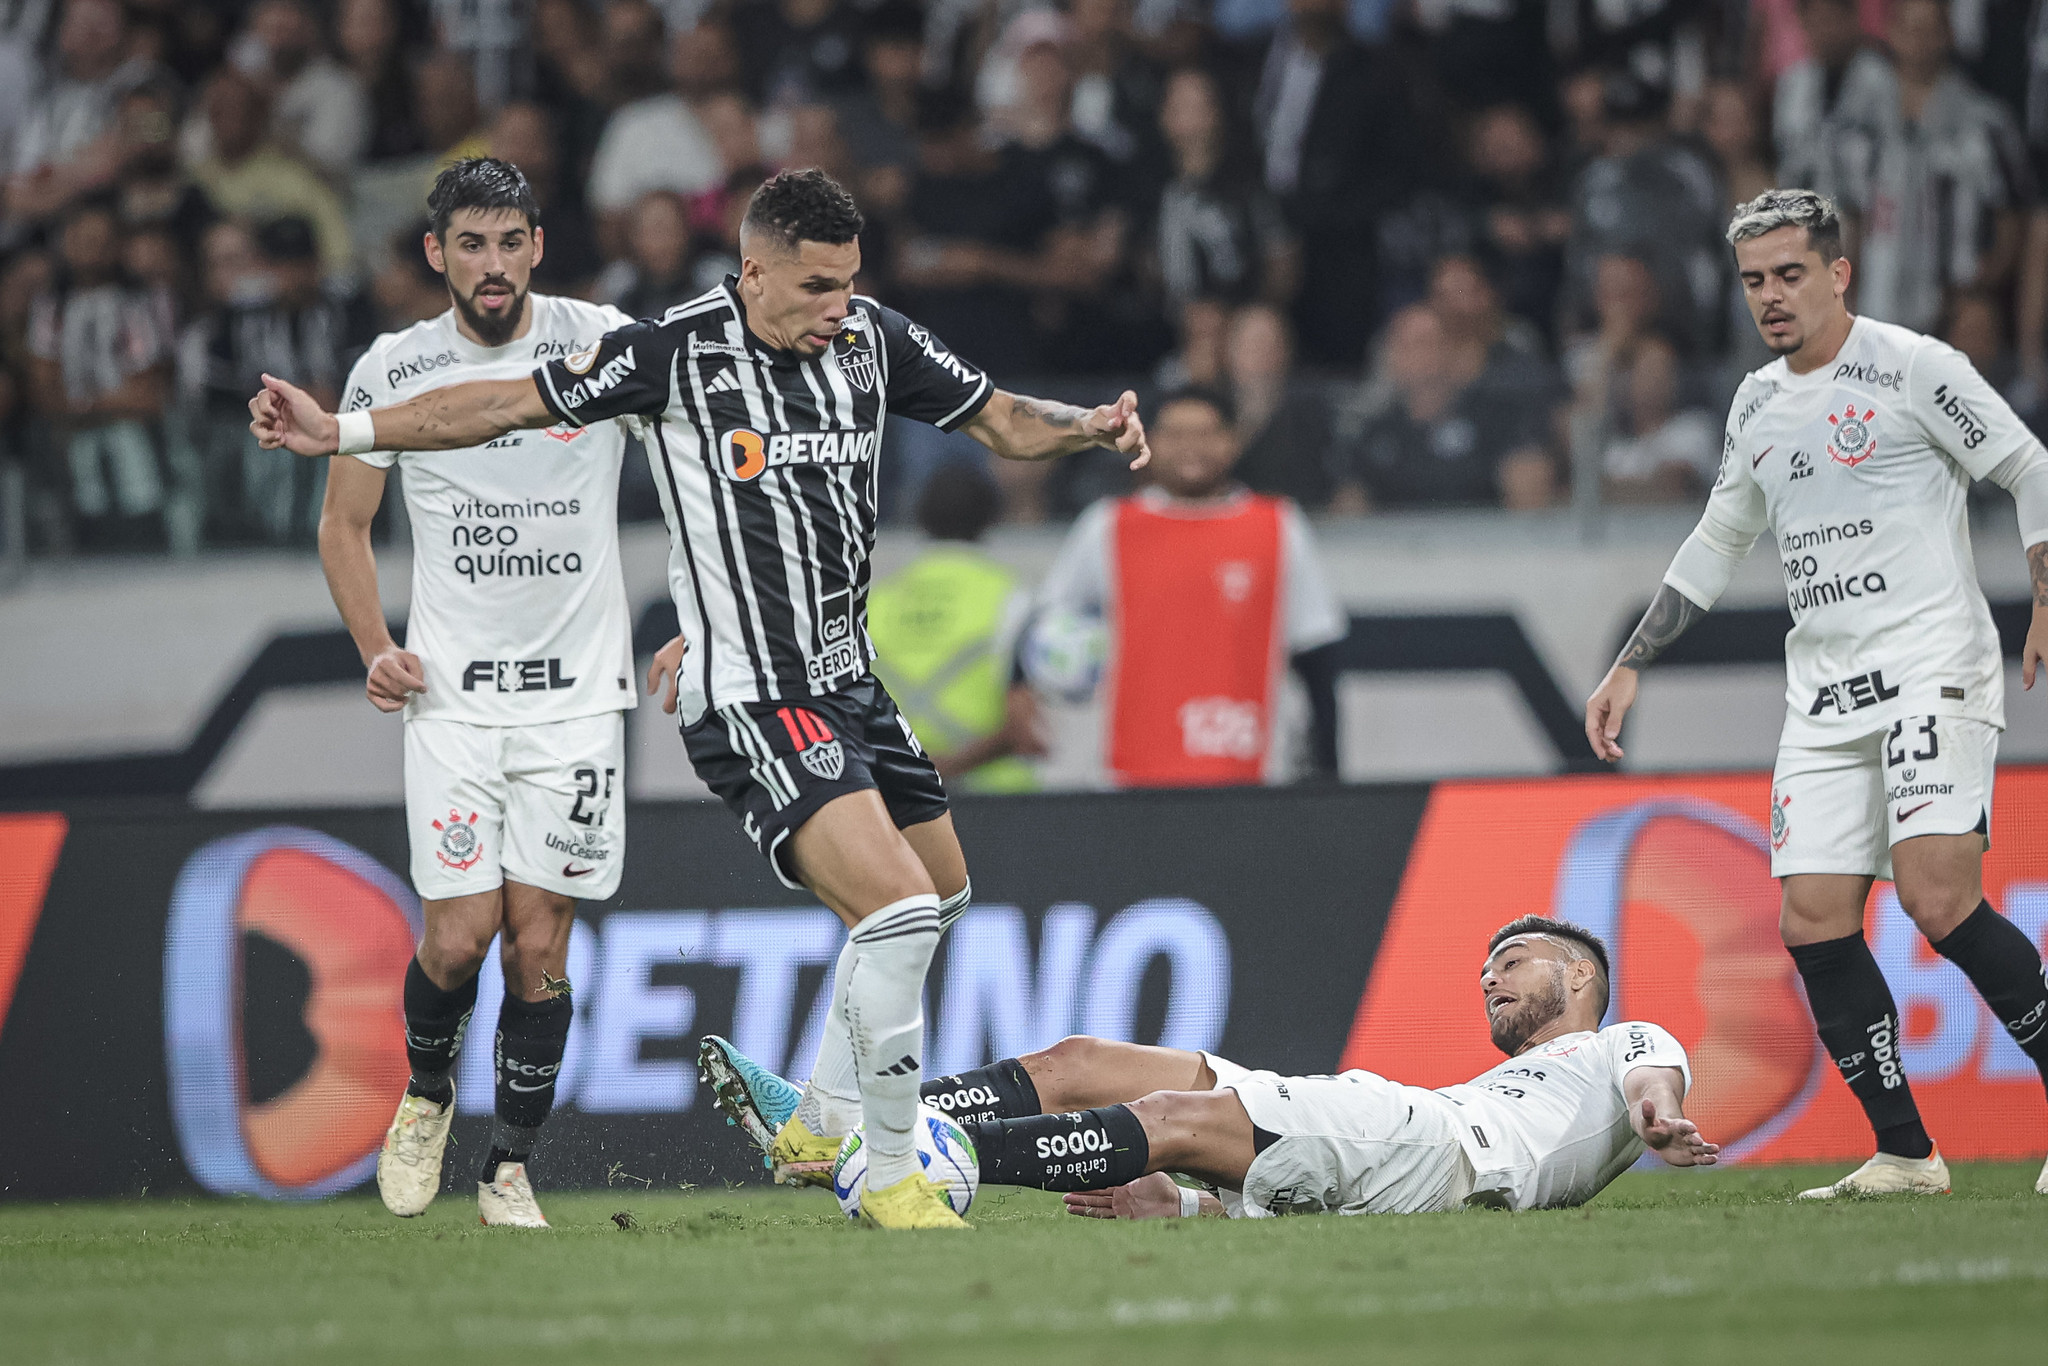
[{"xmin": 741, "ymin": 168, "xmax": 865, "ymax": 253}]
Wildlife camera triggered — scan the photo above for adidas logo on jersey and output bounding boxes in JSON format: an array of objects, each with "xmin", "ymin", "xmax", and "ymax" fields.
[{"xmin": 705, "ymin": 369, "xmax": 741, "ymax": 394}]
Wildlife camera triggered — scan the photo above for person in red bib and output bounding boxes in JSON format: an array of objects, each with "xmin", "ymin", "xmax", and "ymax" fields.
[{"xmin": 1035, "ymin": 387, "xmax": 1345, "ymax": 787}]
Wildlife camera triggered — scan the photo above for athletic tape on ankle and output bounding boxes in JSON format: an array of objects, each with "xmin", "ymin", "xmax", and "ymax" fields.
[{"xmin": 336, "ymin": 409, "xmax": 376, "ymax": 456}]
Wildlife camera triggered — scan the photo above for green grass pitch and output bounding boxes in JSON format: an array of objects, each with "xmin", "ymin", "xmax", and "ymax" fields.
[{"xmin": 4, "ymin": 1165, "xmax": 2043, "ymax": 1364}]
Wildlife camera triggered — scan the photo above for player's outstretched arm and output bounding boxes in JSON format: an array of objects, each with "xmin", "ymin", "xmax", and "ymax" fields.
[
  {"xmin": 963, "ymin": 389, "xmax": 1151, "ymax": 468},
  {"xmin": 2027, "ymin": 543, "xmax": 2048, "ymax": 691},
  {"xmin": 1583, "ymin": 585, "xmax": 1710, "ymax": 762},
  {"xmin": 1622, "ymin": 1066, "xmax": 1719, "ymax": 1168},
  {"xmin": 1063, "ymin": 1173, "xmax": 1225, "ymax": 1220},
  {"xmin": 249, "ymin": 372, "xmax": 554, "ymax": 456}
]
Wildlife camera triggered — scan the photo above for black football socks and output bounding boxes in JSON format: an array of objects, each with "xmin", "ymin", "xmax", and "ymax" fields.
[
  {"xmin": 484, "ymin": 991, "xmax": 572, "ymax": 1178},
  {"xmin": 922, "ymin": 1058, "xmax": 1042, "ymax": 1125},
  {"xmin": 963, "ymin": 1105, "xmax": 1150, "ymax": 1191},
  {"xmin": 1787, "ymin": 932, "xmax": 1933, "ymax": 1158},
  {"xmin": 1934, "ymin": 901, "xmax": 2048, "ymax": 1096},
  {"xmin": 402, "ymin": 957, "xmax": 476, "ymax": 1107}
]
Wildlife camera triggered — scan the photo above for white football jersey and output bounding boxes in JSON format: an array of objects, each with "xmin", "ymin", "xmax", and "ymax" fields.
[
  {"xmin": 1433, "ymin": 1021, "xmax": 1691, "ymax": 1211},
  {"xmin": 1671, "ymin": 315, "xmax": 2035, "ymax": 744},
  {"xmin": 342, "ymin": 296, "xmax": 639, "ymax": 726}
]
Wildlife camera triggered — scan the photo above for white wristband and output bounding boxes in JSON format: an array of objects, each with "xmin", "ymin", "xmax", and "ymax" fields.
[
  {"xmin": 335, "ymin": 409, "xmax": 376, "ymax": 456},
  {"xmin": 1177, "ymin": 1184, "xmax": 1202, "ymax": 1218}
]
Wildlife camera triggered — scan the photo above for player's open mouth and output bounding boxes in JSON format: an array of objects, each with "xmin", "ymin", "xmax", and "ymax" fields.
[
  {"xmin": 1487, "ymin": 992, "xmax": 1514, "ymax": 1014},
  {"xmin": 477, "ymin": 286, "xmax": 514, "ymax": 310}
]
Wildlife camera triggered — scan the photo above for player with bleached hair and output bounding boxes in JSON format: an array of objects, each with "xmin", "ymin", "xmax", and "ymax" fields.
[
  {"xmin": 700, "ymin": 917, "xmax": 1717, "ymax": 1219},
  {"xmin": 1585, "ymin": 188, "xmax": 2048, "ymax": 1199}
]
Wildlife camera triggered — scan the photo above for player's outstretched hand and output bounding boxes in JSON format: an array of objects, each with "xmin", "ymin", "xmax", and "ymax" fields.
[
  {"xmin": 1638, "ymin": 1098, "xmax": 1719, "ymax": 1168},
  {"xmin": 1084, "ymin": 390, "xmax": 1150, "ymax": 471},
  {"xmin": 1583, "ymin": 664, "xmax": 1640, "ymax": 763},
  {"xmin": 646, "ymin": 634, "xmax": 687, "ymax": 714},
  {"xmin": 248, "ymin": 373, "xmax": 340, "ymax": 456},
  {"xmin": 2024, "ymin": 602, "xmax": 2048, "ymax": 691},
  {"xmin": 365, "ymin": 647, "xmax": 426, "ymax": 713},
  {"xmin": 1063, "ymin": 1172, "xmax": 1182, "ymax": 1220}
]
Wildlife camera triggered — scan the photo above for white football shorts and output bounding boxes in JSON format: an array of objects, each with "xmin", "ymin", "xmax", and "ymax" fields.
[
  {"xmin": 1769, "ymin": 714, "xmax": 1996, "ymax": 880},
  {"xmin": 404, "ymin": 712, "xmax": 626, "ymax": 901},
  {"xmin": 1215, "ymin": 1063, "xmax": 1474, "ymax": 1218}
]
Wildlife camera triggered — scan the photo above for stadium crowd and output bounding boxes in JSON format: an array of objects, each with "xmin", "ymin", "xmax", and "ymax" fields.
[{"xmin": 0, "ymin": 0, "xmax": 2043, "ymax": 553}]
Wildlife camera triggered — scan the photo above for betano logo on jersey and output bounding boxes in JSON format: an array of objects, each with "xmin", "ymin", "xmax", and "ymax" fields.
[{"xmin": 718, "ymin": 426, "xmax": 877, "ymax": 482}]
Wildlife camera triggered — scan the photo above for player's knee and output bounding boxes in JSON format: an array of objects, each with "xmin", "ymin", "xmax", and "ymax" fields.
[
  {"xmin": 1038, "ymin": 1034, "xmax": 1111, "ymax": 1074},
  {"xmin": 1125, "ymin": 1088, "xmax": 1226, "ymax": 1157},
  {"xmin": 420, "ymin": 923, "xmax": 491, "ymax": 981},
  {"xmin": 1893, "ymin": 883, "xmax": 1977, "ymax": 939}
]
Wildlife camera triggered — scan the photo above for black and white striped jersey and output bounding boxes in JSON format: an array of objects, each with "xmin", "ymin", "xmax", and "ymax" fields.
[{"xmin": 532, "ymin": 276, "xmax": 993, "ymax": 723}]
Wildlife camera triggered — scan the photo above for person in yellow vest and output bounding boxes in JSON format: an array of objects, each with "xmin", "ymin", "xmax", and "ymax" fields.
[
  {"xmin": 869, "ymin": 465, "xmax": 1045, "ymax": 791},
  {"xmin": 1034, "ymin": 387, "xmax": 1345, "ymax": 787}
]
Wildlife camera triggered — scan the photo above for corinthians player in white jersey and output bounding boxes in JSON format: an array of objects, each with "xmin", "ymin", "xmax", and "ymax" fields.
[
  {"xmin": 315, "ymin": 160, "xmax": 647, "ymax": 1228},
  {"xmin": 699, "ymin": 917, "xmax": 1717, "ymax": 1218},
  {"xmin": 255, "ymin": 169, "xmax": 1153, "ymax": 1230},
  {"xmin": 1586, "ymin": 189, "xmax": 2048, "ymax": 1199}
]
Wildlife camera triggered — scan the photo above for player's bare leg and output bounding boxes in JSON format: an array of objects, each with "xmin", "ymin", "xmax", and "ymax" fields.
[
  {"xmin": 781, "ymin": 811, "xmax": 969, "ymax": 1184},
  {"xmin": 1894, "ymin": 833, "xmax": 2048, "ymax": 1194},
  {"xmin": 786, "ymin": 791, "xmax": 962, "ymax": 1227},
  {"xmin": 380, "ymin": 887, "xmax": 502, "ymax": 1216},
  {"xmin": 1779, "ymin": 872, "xmax": 1950, "ymax": 1197},
  {"xmin": 1018, "ymin": 1037, "xmax": 1215, "ymax": 1112},
  {"xmin": 476, "ymin": 880, "xmax": 575, "ymax": 1227},
  {"xmin": 961, "ymin": 1086, "xmax": 1256, "ymax": 1204}
]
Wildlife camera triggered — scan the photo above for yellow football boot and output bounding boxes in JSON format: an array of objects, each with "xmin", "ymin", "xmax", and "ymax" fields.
[
  {"xmin": 769, "ymin": 1115, "xmax": 844, "ymax": 1188},
  {"xmin": 859, "ymin": 1171, "xmax": 969, "ymax": 1229}
]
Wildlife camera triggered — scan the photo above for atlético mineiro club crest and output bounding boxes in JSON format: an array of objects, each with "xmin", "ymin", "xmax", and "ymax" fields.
[
  {"xmin": 1827, "ymin": 404, "xmax": 1878, "ymax": 467},
  {"xmin": 776, "ymin": 705, "xmax": 846, "ymax": 780},
  {"xmin": 834, "ymin": 321, "xmax": 878, "ymax": 393},
  {"xmin": 433, "ymin": 809, "xmax": 483, "ymax": 870}
]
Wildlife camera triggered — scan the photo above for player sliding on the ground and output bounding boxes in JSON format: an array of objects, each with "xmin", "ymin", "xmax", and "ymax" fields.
[
  {"xmin": 1585, "ymin": 188, "xmax": 2048, "ymax": 1200},
  {"xmin": 701, "ymin": 916, "xmax": 1716, "ymax": 1218},
  {"xmin": 321, "ymin": 159, "xmax": 652, "ymax": 1228},
  {"xmin": 252, "ymin": 168, "xmax": 1149, "ymax": 1230}
]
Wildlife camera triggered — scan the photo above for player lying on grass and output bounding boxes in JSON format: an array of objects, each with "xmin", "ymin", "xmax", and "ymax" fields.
[{"xmin": 701, "ymin": 915, "xmax": 1716, "ymax": 1218}]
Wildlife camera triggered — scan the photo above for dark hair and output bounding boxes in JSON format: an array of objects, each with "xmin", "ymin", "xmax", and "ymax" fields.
[
  {"xmin": 915, "ymin": 464, "xmax": 1002, "ymax": 542},
  {"xmin": 427, "ymin": 157, "xmax": 540, "ymax": 239},
  {"xmin": 1726, "ymin": 187, "xmax": 1845, "ymax": 264},
  {"xmin": 914, "ymin": 85, "xmax": 978, "ymax": 137},
  {"xmin": 864, "ymin": 1, "xmax": 925, "ymax": 44},
  {"xmin": 255, "ymin": 214, "xmax": 319, "ymax": 264},
  {"xmin": 1488, "ymin": 916, "xmax": 1611, "ymax": 1015},
  {"xmin": 741, "ymin": 168, "xmax": 864, "ymax": 253},
  {"xmin": 1157, "ymin": 385, "xmax": 1236, "ymax": 428}
]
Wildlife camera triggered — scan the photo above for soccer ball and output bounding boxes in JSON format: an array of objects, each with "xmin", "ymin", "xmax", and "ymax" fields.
[
  {"xmin": 830, "ymin": 1104, "xmax": 979, "ymax": 1219},
  {"xmin": 1022, "ymin": 606, "xmax": 1106, "ymax": 702}
]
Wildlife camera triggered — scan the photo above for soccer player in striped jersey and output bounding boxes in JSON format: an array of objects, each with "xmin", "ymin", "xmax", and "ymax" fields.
[{"xmin": 251, "ymin": 168, "xmax": 1151, "ymax": 1229}]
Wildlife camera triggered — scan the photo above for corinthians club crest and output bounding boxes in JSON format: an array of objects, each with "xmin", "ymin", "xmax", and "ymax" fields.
[
  {"xmin": 834, "ymin": 315, "xmax": 878, "ymax": 393},
  {"xmin": 1827, "ymin": 403, "xmax": 1878, "ymax": 467},
  {"xmin": 432, "ymin": 809, "xmax": 483, "ymax": 870}
]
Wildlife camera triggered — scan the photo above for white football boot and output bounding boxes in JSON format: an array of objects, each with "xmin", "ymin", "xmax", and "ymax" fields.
[
  {"xmin": 1797, "ymin": 1148, "xmax": 1950, "ymax": 1199},
  {"xmin": 478, "ymin": 1161, "xmax": 550, "ymax": 1227},
  {"xmin": 376, "ymin": 1088, "xmax": 454, "ymax": 1217}
]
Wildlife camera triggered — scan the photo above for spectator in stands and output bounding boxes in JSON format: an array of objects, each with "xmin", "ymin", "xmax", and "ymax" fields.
[
  {"xmin": 230, "ymin": 0, "xmax": 368, "ymax": 180},
  {"xmin": 733, "ymin": 0, "xmax": 867, "ymax": 107},
  {"xmin": 487, "ymin": 101, "xmax": 602, "ymax": 298},
  {"xmin": 1035, "ymin": 387, "xmax": 1346, "ymax": 787},
  {"xmin": 1562, "ymin": 73, "xmax": 1723, "ymax": 357},
  {"xmin": 834, "ymin": 1, "xmax": 925, "ymax": 213},
  {"xmin": 1152, "ymin": 65, "xmax": 1295, "ymax": 316},
  {"xmin": 1461, "ymin": 103, "xmax": 1570, "ymax": 347},
  {"xmin": 337, "ymin": 0, "xmax": 421, "ymax": 163},
  {"xmin": 367, "ymin": 219, "xmax": 448, "ymax": 330},
  {"xmin": 1593, "ymin": 333, "xmax": 1718, "ymax": 503},
  {"xmin": 1062, "ymin": 0, "xmax": 1164, "ymax": 165},
  {"xmin": 110, "ymin": 84, "xmax": 216, "ymax": 266},
  {"xmin": 411, "ymin": 48, "xmax": 487, "ymax": 166},
  {"xmin": 1827, "ymin": 0, "xmax": 2032, "ymax": 336},
  {"xmin": 1415, "ymin": 0, "xmax": 1556, "ymax": 123},
  {"xmin": 5, "ymin": 0, "xmax": 155, "ymax": 227},
  {"xmin": 1226, "ymin": 302, "xmax": 1332, "ymax": 508},
  {"xmin": 1774, "ymin": 0, "xmax": 1892, "ymax": 188},
  {"xmin": 1252, "ymin": 0, "xmax": 1427, "ymax": 365},
  {"xmin": 585, "ymin": 6, "xmax": 724, "ymax": 247},
  {"xmin": 1331, "ymin": 302, "xmax": 1557, "ymax": 511},
  {"xmin": 605, "ymin": 191, "xmax": 696, "ymax": 320},
  {"xmin": 868, "ymin": 464, "xmax": 1045, "ymax": 792},
  {"xmin": 28, "ymin": 197, "xmax": 172, "ymax": 548},
  {"xmin": 189, "ymin": 70, "xmax": 352, "ymax": 278},
  {"xmin": 1702, "ymin": 79, "xmax": 1775, "ymax": 212}
]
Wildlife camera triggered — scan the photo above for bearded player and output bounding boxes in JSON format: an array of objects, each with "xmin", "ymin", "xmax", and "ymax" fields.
[
  {"xmin": 318, "ymin": 159, "xmax": 661, "ymax": 1227},
  {"xmin": 254, "ymin": 169, "xmax": 1150, "ymax": 1229},
  {"xmin": 1585, "ymin": 188, "xmax": 2048, "ymax": 1199},
  {"xmin": 700, "ymin": 917, "xmax": 1715, "ymax": 1217}
]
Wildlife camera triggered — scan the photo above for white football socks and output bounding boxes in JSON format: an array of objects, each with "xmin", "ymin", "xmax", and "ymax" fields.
[
  {"xmin": 842, "ymin": 894, "xmax": 941, "ymax": 1188},
  {"xmin": 795, "ymin": 881, "xmax": 970, "ymax": 1139}
]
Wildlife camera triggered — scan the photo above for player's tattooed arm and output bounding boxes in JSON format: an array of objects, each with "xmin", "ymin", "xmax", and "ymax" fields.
[
  {"xmin": 2024, "ymin": 543, "xmax": 2048, "ymax": 690},
  {"xmin": 251, "ymin": 374, "xmax": 551, "ymax": 455},
  {"xmin": 1614, "ymin": 583, "xmax": 1708, "ymax": 671},
  {"xmin": 965, "ymin": 389, "xmax": 1152, "ymax": 468}
]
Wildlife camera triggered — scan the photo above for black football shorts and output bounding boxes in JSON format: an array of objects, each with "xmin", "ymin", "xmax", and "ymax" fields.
[{"xmin": 683, "ymin": 675, "xmax": 949, "ymax": 889}]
